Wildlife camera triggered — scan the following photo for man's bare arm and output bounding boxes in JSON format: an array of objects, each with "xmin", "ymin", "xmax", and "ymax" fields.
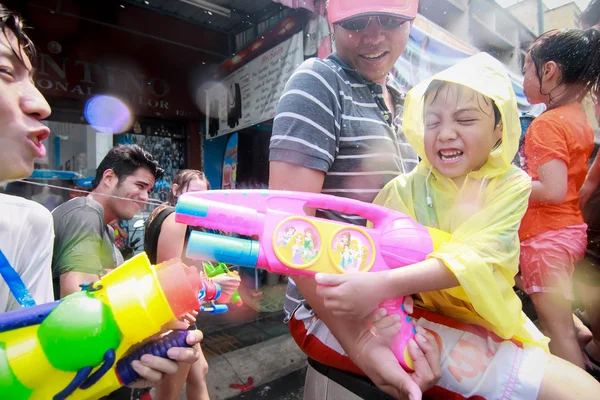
[{"xmin": 269, "ymin": 161, "xmax": 370, "ymax": 352}]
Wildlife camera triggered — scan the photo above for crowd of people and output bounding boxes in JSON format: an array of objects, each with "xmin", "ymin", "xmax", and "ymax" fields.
[{"xmin": 2, "ymin": 0, "xmax": 600, "ymax": 399}]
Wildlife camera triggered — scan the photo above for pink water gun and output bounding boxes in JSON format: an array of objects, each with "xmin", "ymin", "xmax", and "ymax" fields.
[{"xmin": 175, "ymin": 190, "xmax": 449, "ymax": 371}]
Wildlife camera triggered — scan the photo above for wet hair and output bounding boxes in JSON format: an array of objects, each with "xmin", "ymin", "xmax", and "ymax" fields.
[
  {"xmin": 423, "ymin": 80, "xmax": 502, "ymax": 126},
  {"xmin": 528, "ymin": 29, "xmax": 600, "ymax": 106},
  {"xmin": 91, "ymin": 144, "xmax": 163, "ymax": 190},
  {"xmin": 581, "ymin": 0, "xmax": 600, "ymax": 28},
  {"xmin": 167, "ymin": 169, "xmax": 210, "ymax": 206},
  {"xmin": 0, "ymin": 4, "xmax": 35, "ymax": 65}
]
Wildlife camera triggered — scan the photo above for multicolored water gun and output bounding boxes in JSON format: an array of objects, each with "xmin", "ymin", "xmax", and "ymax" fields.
[
  {"xmin": 203, "ymin": 261, "xmax": 243, "ymax": 307},
  {"xmin": 0, "ymin": 253, "xmax": 221, "ymax": 400},
  {"xmin": 175, "ymin": 190, "xmax": 450, "ymax": 371}
]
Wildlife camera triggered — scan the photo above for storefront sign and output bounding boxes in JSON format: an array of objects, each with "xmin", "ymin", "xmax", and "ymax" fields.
[
  {"xmin": 35, "ymin": 53, "xmax": 176, "ymax": 112},
  {"xmin": 206, "ymin": 31, "xmax": 304, "ymax": 139}
]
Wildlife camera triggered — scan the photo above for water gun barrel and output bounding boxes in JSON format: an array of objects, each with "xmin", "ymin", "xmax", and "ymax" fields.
[
  {"xmin": 0, "ymin": 301, "xmax": 60, "ymax": 333},
  {"xmin": 187, "ymin": 231, "xmax": 259, "ymax": 268},
  {"xmin": 152, "ymin": 259, "xmax": 203, "ymax": 319},
  {"xmin": 175, "ymin": 196, "xmax": 265, "ymax": 237}
]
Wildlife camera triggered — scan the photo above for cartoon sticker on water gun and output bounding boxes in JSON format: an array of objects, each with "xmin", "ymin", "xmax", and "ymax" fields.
[
  {"xmin": 276, "ymin": 225, "xmax": 296, "ymax": 246},
  {"xmin": 275, "ymin": 221, "xmax": 321, "ymax": 266},
  {"xmin": 330, "ymin": 229, "xmax": 373, "ymax": 272}
]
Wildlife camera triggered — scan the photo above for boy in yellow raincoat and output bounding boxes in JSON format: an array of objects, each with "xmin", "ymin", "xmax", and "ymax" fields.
[{"xmin": 315, "ymin": 53, "xmax": 600, "ymax": 399}]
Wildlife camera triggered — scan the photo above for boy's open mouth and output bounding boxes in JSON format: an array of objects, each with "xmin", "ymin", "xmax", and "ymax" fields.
[
  {"xmin": 438, "ymin": 149, "xmax": 463, "ymax": 162},
  {"xmin": 360, "ymin": 51, "xmax": 388, "ymax": 61}
]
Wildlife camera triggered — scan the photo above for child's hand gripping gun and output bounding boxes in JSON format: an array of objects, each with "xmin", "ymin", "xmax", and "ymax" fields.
[
  {"xmin": 197, "ymin": 264, "xmax": 230, "ymax": 314},
  {"xmin": 175, "ymin": 190, "xmax": 450, "ymax": 371},
  {"xmin": 0, "ymin": 253, "xmax": 221, "ymax": 400},
  {"xmin": 203, "ymin": 261, "xmax": 243, "ymax": 307}
]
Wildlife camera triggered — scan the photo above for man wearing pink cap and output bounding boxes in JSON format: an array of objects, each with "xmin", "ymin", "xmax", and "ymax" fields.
[{"xmin": 269, "ymin": 1, "xmax": 441, "ymax": 399}]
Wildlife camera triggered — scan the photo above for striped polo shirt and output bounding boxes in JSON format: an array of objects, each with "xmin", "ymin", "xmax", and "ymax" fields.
[
  {"xmin": 270, "ymin": 53, "xmax": 418, "ymax": 225},
  {"xmin": 269, "ymin": 54, "xmax": 418, "ymax": 335}
]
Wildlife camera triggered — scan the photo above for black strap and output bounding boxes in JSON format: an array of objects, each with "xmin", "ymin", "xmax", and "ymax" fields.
[
  {"xmin": 307, "ymin": 358, "xmax": 395, "ymax": 400},
  {"xmin": 144, "ymin": 206, "xmax": 175, "ymax": 265},
  {"xmin": 144, "ymin": 205, "xmax": 193, "ymax": 265}
]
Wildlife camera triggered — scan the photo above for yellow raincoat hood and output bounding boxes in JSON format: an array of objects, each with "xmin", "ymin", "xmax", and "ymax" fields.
[
  {"xmin": 374, "ymin": 53, "xmax": 548, "ymax": 349},
  {"xmin": 404, "ymin": 52, "xmax": 520, "ymax": 178}
]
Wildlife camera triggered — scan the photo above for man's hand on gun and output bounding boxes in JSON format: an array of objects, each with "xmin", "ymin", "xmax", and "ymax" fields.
[
  {"xmin": 353, "ymin": 298, "xmax": 441, "ymax": 400},
  {"xmin": 129, "ymin": 329, "xmax": 204, "ymax": 389},
  {"xmin": 129, "ymin": 268, "xmax": 243, "ymax": 389},
  {"xmin": 180, "ymin": 310, "xmax": 199, "ymax": 327},
  {"xmin": 354, "ymin": 324, "xmax": 441, "ymax": 400}
]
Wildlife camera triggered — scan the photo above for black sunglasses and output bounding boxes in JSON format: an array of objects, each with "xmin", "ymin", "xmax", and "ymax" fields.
[{"xmin": 337, "ymin": 15, "xmax": 410, "ymax": 31}]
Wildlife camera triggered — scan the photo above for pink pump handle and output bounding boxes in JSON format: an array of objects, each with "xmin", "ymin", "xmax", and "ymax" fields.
[
  {"xmin": 237, "ymin": 190, "xmax": 396, "ymax": 226},
  {"xmin": 291, "ymin": 192, "xmax": 395, "ymax": 226}
]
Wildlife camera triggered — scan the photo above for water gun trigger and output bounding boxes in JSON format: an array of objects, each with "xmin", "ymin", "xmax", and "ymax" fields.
[
  {"xmin": 53, "ymin": 348, "xmax": 117, "ymax": 399},
  {"xmin": 79, "ymin": 349, "xmax": 116, "ymax": 389},
  {"xmin": 53, "ymin": 367, "xmax": 94, "ymax": 400}
]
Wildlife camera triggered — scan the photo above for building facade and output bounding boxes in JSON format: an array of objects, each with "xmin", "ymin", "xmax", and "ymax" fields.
[
  {"xmin": 419, "ymin": 0, "xmax": 537, "ymax": 73},
  {"xmin": 508, "ymin": 0, "xmax": 583, "ymax": 32}
]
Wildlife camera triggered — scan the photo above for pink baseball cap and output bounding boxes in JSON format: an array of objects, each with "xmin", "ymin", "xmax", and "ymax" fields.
[{"xmin": 326, "ymin": 0, "xmax": 419, "ymax": 25}]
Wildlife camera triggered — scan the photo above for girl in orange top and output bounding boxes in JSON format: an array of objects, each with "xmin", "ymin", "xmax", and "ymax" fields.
[{"xmin": 519, "ymin": 28, "xmax": 600, "ymax": 369}]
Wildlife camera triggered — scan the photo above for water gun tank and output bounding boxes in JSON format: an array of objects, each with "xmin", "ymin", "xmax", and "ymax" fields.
[
  {"xmin": 379, "ymin": 218, "xmax": 443, "ymax": 266},
  {"xmin": 154, "ymin": 259, "xmax": 202, "ymax": 318}
]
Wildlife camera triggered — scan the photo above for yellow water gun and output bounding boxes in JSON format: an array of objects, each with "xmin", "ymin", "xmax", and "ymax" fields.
[{"xmin": 0, "ymin": 253, "xmax": 219, "ymax": 400}]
